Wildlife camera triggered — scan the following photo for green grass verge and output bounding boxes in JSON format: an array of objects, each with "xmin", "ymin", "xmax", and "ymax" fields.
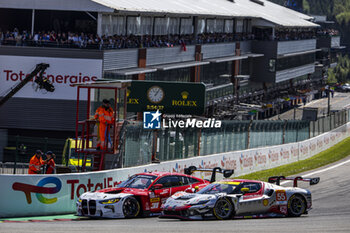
[{"xmin": 236, "ymin": 136, "xmax": 350, "ymax": 181}]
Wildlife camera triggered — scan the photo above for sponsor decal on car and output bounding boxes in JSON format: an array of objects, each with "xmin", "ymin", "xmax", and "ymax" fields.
[
  {"xmin": 263, "ymin": 199, "xmax": 269, "ymax": 206},
  {"xmin": 150, "ymin": 197, "xmax": 160, "ymax": 203},
  {"xmin": 217, "ymin": 181, "xmax": 241, "ymax": 185}
]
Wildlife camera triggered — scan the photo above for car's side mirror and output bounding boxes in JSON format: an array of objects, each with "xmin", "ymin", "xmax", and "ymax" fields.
[
  {"xmin": 241, "ymin": 187, "xmax": 249, "ymax": 193},
  {"xmin": 151, "ymin": 184, "xmax": 163, "ymax": 190}
]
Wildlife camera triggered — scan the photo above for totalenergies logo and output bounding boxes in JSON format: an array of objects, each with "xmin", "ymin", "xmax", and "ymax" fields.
[{"xmin": 12, "ymin": 177, "xmax": 62, "ymax": 204}]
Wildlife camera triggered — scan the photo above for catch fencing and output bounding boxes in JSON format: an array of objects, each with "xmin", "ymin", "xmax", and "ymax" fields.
[
  {"xmin": 122, "ymin": 109, "xmax": 348, "ymax": 167},
  {"xmin": 1, "ymin": 109, "xmax": 349, "ymax": 173}
]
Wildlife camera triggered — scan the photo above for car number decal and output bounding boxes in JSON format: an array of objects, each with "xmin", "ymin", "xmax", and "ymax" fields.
[
  {"xmin": 280, "ymin": 205, "xmax": 287, "ymax": 214},
  {"xmin": 151, "ymin": 202, "xmax": 159, "ymax": 209},
  {"xmin": 276, "ymin": 190, "xmax": 287, "ymax": 201}
]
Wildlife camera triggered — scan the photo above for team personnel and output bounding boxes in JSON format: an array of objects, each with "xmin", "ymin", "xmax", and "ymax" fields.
[
  {"xmin": 94, "ymin": 99, "xmax": 114, "ymax": 150},
  {"xmin": 45, "ymin": 151, "xmax": 56, "ymax": 174},
  {"xmin": 28, "ymin": 150, "xmax": 44, "ymax": 174}
]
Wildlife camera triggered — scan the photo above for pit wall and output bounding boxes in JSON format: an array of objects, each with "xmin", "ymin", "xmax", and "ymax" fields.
[{"xmin": 0, "ymin": 123, "xmax": 349, "ymax": 217}]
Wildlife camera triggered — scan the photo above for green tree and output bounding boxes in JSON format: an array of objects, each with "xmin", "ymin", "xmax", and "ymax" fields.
[
  {"xmin": 327, "ymin": 68, "xmax": 338, "ymax": 84},
  {"xmin": 328, "ymin": 55, "xmax": 350, "ymax": 83}
]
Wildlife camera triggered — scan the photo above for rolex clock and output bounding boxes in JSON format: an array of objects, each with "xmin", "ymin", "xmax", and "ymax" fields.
[{"xmin": 147, "ymin": 86, "xmax": 164, "ymax": 103}]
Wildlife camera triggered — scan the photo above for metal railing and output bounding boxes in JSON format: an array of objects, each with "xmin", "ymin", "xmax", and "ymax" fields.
[{"xmin": 0, "ymin": 162, "xmax": 28, "ymax": 174}]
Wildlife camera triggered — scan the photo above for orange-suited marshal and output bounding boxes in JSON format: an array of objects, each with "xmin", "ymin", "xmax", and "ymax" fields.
[{"xmin": 94, "ymin": 99, "xmax": 114, "ymax": 150}]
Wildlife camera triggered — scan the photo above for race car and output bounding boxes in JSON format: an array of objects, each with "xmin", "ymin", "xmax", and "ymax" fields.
[
  {"xmin": 76, "ymin": 171, "xmax": 210, "ymax": 218},
  {"xmin": 161, "ymin": 175, "xmax": 320, "ymax": 220}
]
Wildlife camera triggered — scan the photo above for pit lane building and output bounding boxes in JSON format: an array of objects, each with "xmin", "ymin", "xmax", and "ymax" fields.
[{"xmin": 0, "ymin": 0, "xmax": 343, "ymax": 160}]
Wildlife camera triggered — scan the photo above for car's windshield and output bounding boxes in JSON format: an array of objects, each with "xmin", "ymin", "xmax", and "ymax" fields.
[
  {"xmin": 117, "ymin": 175, "xmax": 157, "ymax": 189},
  {"xmin": 197, "ymin": 181, "xmax": 240, "ymax": 194}
]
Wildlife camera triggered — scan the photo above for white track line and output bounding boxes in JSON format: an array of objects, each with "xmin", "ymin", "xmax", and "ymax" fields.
[{"xmin": 281, "ymin": 157, "xmax": 350, "ymax": 184}]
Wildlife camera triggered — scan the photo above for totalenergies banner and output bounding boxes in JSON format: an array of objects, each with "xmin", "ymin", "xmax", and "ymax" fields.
[
  {"xmin": 0, "ymin": 123, "xmax": 349, "ymax": 217},
  {"xmin": 0, "ymin": 55, "xmax": 102, "ymax": 100}
]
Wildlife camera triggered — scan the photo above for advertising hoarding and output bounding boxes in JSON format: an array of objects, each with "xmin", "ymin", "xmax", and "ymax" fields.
[{"xmin": 0, "ymin": 55, "xmax": 103, "ymax": 100}]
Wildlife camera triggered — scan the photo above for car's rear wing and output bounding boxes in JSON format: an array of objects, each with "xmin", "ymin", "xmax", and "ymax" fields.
[
  {"xmin": 268, "ymin": 176, "xmax": 320, "ymax": 187},
  {"xmin": 184, "ymin": 166, "xmax": 234, "ymax": 183}
]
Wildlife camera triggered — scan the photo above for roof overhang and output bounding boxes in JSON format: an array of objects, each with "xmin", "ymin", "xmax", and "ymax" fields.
[
  {"xmin": 331, "ymin": 46, "xmax": 346, "ymax": 50},
  {"xmin": 0, "ymin": 0, "xmax": 114, "ymax": 12},
  {"xmin": 205, "ymin": 55, "xmax": 248, "ymax": 63},
  {"xmin": 278, "ymin": 49, "xmax": 321, "ymax": 58},
  {"xmin": 153, "ymin": 61, "xmax": 209, "ymax": 71},
  {"xmin": 72, "ymin": 80, "xmax": 132, "ymax": 88},
  {"xmin": 245, "ymin": 53, "xmax": 264, "ymax": 58},
  {"xmin": 105, "ymin": 67, "xmax": 157, "ymax": 76}
]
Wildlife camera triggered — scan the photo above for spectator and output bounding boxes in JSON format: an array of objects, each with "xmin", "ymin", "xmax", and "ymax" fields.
[
  {"xmin": 0, "ymin": 26, "xmax": 319, "ymax": 49},
  {"xmin": 15, "ymin": 33, "xmax": 22, "ymax": 46}
]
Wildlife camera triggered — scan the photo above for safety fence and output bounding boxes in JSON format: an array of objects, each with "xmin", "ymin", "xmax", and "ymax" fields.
[
  {"xmin": 1, "ymin": 109, "xmax": 349, "ymax": 172},
  {"xmin": 122, "ymin": 109, "xmax": 348, "ymax": 167}
]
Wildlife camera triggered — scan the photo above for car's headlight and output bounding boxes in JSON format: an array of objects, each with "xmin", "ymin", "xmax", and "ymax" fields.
[{"xmin": 99, "ymin": 198, "xmax": 120, "ymax": 204}]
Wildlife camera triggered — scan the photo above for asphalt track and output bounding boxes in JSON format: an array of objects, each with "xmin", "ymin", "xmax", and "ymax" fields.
[{"xmin": 1, "ymin": 157, "xmax": 350, "ymax": 233}]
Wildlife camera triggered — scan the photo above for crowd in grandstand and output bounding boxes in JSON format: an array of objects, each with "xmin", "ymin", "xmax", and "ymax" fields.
[
  {"xmin": 0, "ymin": 29, "xmax": 253, "ymax": 49},
  {"xmin": 316, "ymin": 28, "xmax": 339, "ymax": 36},
  {"xmin": 275, "ymin": 30, "xmax": 315, "ymax": 41},
  {"xmin": 0, "ymin": 27, "xmax": 330, "ymax": 50}
]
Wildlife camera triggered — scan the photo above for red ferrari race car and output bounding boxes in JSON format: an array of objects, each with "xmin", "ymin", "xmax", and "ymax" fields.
[
  {"xmin": 161, "ymin": 168, "xmax": 320, "ymax": 220},
  {"xmin": 76, "ymin": 171, "xmax": 210, "ymax": 218}
]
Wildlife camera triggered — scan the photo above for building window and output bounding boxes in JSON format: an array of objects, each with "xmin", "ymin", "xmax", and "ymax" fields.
[
  {"xmin": 180, "ymin": 18, "xmax": 193, "ymax": 35},
  {"xmin": 127, "ymin": 16, "xmax": 141, "ymax": 35},
  {"xmin": 168, "ymin": 18, "xmax": 180, "ymax": 35},
  {"xmin": 276, "ymin": 53, "xmax": 315, "ymax": 71},
  {"xmin": 224, "ymin": 19, "xmax": 234, "ymax": 33},
  {"xmin": 154, "ymin": 17, "xmax": 167, "ymax": 35},
  {"xmin": 236, "ymin": 19, "xmax": 243, "ymax": 33},
  {"xmin": 198, "ymin": 18, "xmax": 206, "ymax": 34}
]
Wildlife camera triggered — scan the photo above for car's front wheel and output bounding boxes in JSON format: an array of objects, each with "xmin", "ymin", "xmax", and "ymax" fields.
[
  {"xmin": 287, "ymin": 194, "xmax": 306, "ymax": 217},
  {"xmin": 122, "ymin": 196, "xmax": 141, "ymax": 218},
  {"xmin": 213, "ymin": 198, "xmax": 234, "ymax": 220}
]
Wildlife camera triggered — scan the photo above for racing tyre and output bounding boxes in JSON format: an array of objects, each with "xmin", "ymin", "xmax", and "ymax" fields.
[
  {"xmin": 213, "ymin": 198, "xmax": 234, "ymax": 220},
  {"xmin": 287, "ymin": 195, "xmax": 306, "ymax": 217},
  {"xmin": 122, "ymin": 196, "xmax": 141, "ymax": 218}
]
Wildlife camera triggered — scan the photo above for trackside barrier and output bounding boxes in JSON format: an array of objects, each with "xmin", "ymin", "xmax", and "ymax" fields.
[{"xmin": 0, "ymin": 122, "xmax": 349, "ymax": 217}]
